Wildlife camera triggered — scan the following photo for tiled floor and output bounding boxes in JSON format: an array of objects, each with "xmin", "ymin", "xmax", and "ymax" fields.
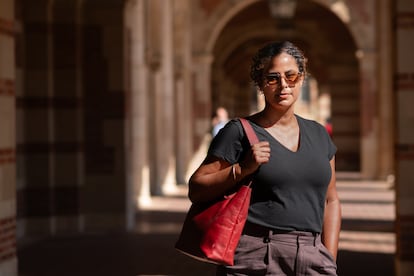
[{"xmin": 18, "ymin": 175, "xmax": 396, "ymax": 276}]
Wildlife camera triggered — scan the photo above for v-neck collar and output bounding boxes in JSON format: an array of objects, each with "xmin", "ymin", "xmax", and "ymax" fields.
[{"xmin": 248, "ymin": 115, "xmax": 302, "ymax": 153}]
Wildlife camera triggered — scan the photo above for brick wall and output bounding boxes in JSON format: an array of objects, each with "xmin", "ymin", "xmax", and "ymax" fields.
[{"xmin": 0, "ymin": 0, "xmax": 17, "ymax": 274}]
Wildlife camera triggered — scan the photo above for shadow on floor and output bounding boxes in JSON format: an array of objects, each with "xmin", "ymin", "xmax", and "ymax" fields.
[
  {"xmin": 18, "ymin": 209, "xmax": 215, "ymax": 276},
  {"xmin": 18, "ymin": 209, "xmax": 395, "ymax": 276},
  {"xmin": 18, "ymin": 233, "xmax": 395, "ymax": 276},
  {"xmin": 18, "ymin": 232, "xmax": 216, "ymax": 276},
  {"xmin": 337, "ymin": 250, "xmax": 394, "ymax": 276}
]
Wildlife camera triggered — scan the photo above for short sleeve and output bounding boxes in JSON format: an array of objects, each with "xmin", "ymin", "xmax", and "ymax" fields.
[
  {"xmin": 325, "ymin": 129, "xmax": 337, "ymax": 160},
  {"xmin": 207, "ymin": 119, "xmax": 247, "ymax": 164},
  {"xmin": 306, "ymin": 117, "xmax": 337, "ymax": 161}
]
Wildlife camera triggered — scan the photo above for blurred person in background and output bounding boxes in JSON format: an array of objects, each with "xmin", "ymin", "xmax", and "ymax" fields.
[{"xmin": 212, "ymin": 106, "xmax": 230, "ymax": 137}]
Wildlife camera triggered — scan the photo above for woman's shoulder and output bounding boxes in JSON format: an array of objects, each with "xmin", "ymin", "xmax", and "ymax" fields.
[
  {"xmin": 213, "ymin": 118, "xmax": 244, "ymax": 139},
  {"xmin": 296, "ymin": 114, "xmax": 323, "ymax": 128},
  {"xmin": 208, "ymin": 118, "xmax": 249, "ymax": 163},
  {"xmin": 225, "ymin": 118, "xmax": 243, "ymax": 129},
  {"xmin": 296, "ymin": 115, "xmax": 329, "ymax": 136}
]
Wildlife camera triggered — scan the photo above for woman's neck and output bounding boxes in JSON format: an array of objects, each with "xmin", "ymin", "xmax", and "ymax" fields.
[{"xmin": 257, "ymin": 107, "xmax": 295, "ymax": 128}]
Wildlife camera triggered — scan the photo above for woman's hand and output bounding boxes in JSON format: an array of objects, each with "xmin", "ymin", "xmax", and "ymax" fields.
[
  {"xmin": 188, "ymin": 141, "xmax": 270, "ymax": 203},
  {"xmin": 239, "ymin": 141, "xmax": 271, "ymax": 175}
]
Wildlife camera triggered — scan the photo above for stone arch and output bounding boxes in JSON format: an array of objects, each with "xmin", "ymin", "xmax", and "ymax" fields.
[
  {"xmin": 197, "ymin": 0, "xmax": 382, "ymax": 174},
  {"xmin": 204, "ymin": 0, "xmax": 261, "ymax": 53}
]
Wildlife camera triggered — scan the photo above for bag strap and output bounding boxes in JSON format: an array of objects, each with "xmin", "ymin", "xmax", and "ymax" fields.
[{"xmin": 239, "ymin": 118, "xmax": 259, "ymax": 145}]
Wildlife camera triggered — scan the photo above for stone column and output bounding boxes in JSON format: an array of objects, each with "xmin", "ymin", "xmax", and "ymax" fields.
[
  {"xmin": 377, "ymin": 0, "xmax": 394, "ymax": 179},
  {"xmin": 395, "ymin": 1, "xmax": 414, "ymax": 275},
  {"xmin": 359, "ymin": 49, "xmax": 379, "ymax": 179},
  {"xmin": 52, "ymin": 0, "xmax": 84, "ymax": 235},
  {"xmin": 156, "ymin": 0, "xmax": 176, "ymax": 194},
  {"xmin": 46, "ymin": 0, "xmax": 56, "ymax": 235},
  {"xmin": 125, "ymin": 0, "xmax": 151, "ymax": 217},
  {"xmin": 0, "ymin": 0, "xmax": 17, "ymax": 274},
  {"xmin": 193, "ymin": 54, "xmax": 214, "ymax": 148},
  {"xmin": 173, "ymin": 0, "xmax": 193, "ymax": 185},
  {"xmin": 75, "ymin": 0, "xmax": 85, "ymax": 232}
]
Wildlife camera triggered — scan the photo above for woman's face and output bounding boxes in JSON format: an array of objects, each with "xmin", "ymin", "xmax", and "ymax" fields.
[{"xmin": 261, "ymin": 52, "xmax": 303, "ymax": 109}]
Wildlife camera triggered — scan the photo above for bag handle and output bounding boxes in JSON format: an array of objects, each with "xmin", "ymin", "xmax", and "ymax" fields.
[
  {"xmin": 239, "ymin": 118, "xmax": 259, "ymax": 145},
  {"xmin": 237, "ymin": 118, "xmax": 260, "ymax": 186}
]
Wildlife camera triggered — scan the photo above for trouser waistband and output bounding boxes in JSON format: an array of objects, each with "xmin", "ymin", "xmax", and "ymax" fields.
[{"xmin": 243, "ymin": 221, "xmax": 320, "ymax": 245}]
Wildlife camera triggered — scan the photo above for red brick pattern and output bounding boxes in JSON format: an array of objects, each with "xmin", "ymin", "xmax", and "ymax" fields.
[
  {"xmin": 0, "ymin": 148, "xmax": 15, "ymax": 165},
  {"xmin": 200, "ymin": 0, "xmax": 223, "ymax": 16},
  {"xmin": 397, "ymin": 12, "xmax": 414, "ymax": 29},
  {"xmin": 17, "ymin": 186, "xmax": 80, "ymax": 217},
  {"xmin": 396, "ymin": 72, "xmax": 414, "ymax": 90},
  {"xmin": 0, "ymin": 217, "xmax": 16, "ymax": 262},
  {"xmin": 0, "ymin": 79, "xmax": 15, "ymax": 97},
  {"xmin": 0, "ymin": 18, "xmax": 15, "ymax": 36},
  {"xmin": 397, "ymin": 215, "xmax": 414, "ymax": 260},
  {"xmin": 16, "ymin": 97, "xmax": 81, "ymax": 109},
  {"xmin": 396, "ymin": 144, "xmax": 414, "ymax": 160}
]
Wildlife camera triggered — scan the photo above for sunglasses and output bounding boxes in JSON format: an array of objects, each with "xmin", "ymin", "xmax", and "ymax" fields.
[{"xmin": 264, "ymin": 71, "xmax": 302, "ymax": 86}]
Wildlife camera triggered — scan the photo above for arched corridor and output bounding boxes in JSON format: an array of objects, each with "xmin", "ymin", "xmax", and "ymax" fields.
[
  {"xmin": 1, "ymin": 0, "xmax": 414, "ymax": 275},
  {"xmin": 209, "ymin": 0, "xmax": 361, "ymax": 172}
]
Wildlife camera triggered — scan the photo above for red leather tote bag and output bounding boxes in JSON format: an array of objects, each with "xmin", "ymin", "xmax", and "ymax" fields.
[{"xmin": 175, "ymin": 118, "xmax": 259, "ymax": 266}]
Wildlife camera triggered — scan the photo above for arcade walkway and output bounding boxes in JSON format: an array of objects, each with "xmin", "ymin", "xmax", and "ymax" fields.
[{"xmin": 18, "ymin": 173, "xmax": 395, "ymax": 276}]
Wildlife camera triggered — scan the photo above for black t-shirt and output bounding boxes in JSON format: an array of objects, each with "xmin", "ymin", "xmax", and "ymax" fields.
[{"xmin": 208, "ymin": 115, "xmax": 337, "ymax": 233}]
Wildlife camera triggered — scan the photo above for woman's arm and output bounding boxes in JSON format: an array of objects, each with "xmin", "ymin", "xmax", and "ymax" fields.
[
  {"xmin": 188, "ymin": 157, "xmax": 236, "ymax": 203},
  {"xmin": 188, "ymin": 141, "xmax": 270, "ymax": 203},
  {"xmin": 322, "ymin": 157, "xmax": 342, "ymax": 261}
]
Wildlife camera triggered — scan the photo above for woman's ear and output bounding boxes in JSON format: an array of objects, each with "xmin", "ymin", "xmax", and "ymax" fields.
[
  {"xmin": 257, "ymin": 80, "xmax": 265, "ymax": 93},
  {"xmin": 298, "ymin": 74, "xmax": 305, "ymax": 87}
]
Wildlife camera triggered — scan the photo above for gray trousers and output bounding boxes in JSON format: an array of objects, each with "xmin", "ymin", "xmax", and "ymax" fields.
[{"xmin": 216, "ymin": 224, "xmax": 337, "ymax": 276}]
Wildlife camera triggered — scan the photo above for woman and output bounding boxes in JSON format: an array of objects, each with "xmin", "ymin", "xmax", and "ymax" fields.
[{"xmin": 189, "ymin": 41, "xmax": 341, "ymax": 275}]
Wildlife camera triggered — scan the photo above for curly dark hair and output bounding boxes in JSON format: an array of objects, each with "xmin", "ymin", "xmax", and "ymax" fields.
[{"xmin": 250, "ymin": 41, "xmax": 307, "ymax": 89}]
